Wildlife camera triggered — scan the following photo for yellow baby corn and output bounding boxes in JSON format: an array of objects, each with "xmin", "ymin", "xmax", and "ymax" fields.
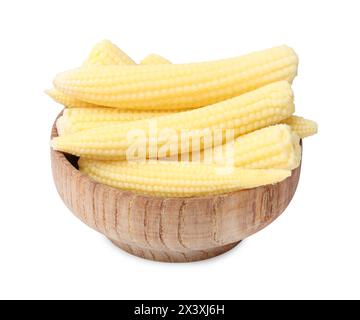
[
  {"xmin": 83, "ymin": 39, "xmax": 136, "ymax": 66},
  {"xmin": 53, "ymin": 54, "xmax": 173, "ymax": 133},
  {"xmin": 56, "ymin": 107, "xmax": 174, "ymax": 135},
  {"xmin": 53, "ymin": 45, "xmax": 298, "ymax": 110},
  {"xmin": 51, "ymin": 81, "xmax": 295, "ymax": 160},
  {"xmin": 46, "ymin": 88, "xmax": 96, "ymax": 108},
  {"xmin": 48, "ymin": 40, "xmax": 135, "ymax": 108},
  {"xmin": 196, "ymin": 124, "xmax": 301, "ymax": 170},
  {"xmin": 55, "ymin": 54, "xmax": 175, "ymax": 135},
  {"xmin": 55, "ymin": 52, "xmax": 174, "ymax": 132},
  {"xmin": 232, "ymin": 124, "xmax": 301, "ymax": 169},
  {"xmin": 281, "ymin": 115, "xmax": 318, "ymax": 138},
  {"xmin": 140, "ymin": 54, "xmax": 171, "ymax": 65},
  {"xmin": 78, "ymin": 158, "xmax": 291, "ymax": 197}
]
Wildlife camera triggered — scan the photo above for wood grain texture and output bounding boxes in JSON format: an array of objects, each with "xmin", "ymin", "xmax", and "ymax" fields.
[{"xmin": 50, "ymin": 116, "xmax": 301, "ymax": 263}]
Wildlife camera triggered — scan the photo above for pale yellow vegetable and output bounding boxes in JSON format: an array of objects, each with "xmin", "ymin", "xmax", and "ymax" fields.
[
  {"xmin": 83, "ymin": 39, "xmax": 135, "ymax": 66},
  {"xmin": 53, "ymin": 45, "xmax": 298, "ymax": 110},
  {"xmin": 232, "ymin": 124, "xmax": 301, "ymax": 169},
  {"xmin": 79, "ymin": 158, "xmax": 291, "ymax": 197},
  {"xmin": 46, "ymin": 88, "xmax": 96, "ymax": 108},
  {"xmin": 55, "ymin": 53, "xmax": 174, "ymax": 133},
  {"xmin": 281, "ymin": 115, "xmax": 318, "ymax": 138},
  {"xmin": 47, "ymin": 40, "xmax": 135, "ymax": 108},
  {"xmin": 140, "ymin": 54, "xmax": 171, "ymax": 65},
  {"xmin": 51, "ymin": 81, "xmax": 295, "ymax": 160},
  {"xmin": 56, "ymin": 107, "xmax": 174, "ymax": 135},
  {"xmin": 195, "ymin": 124, "xmax": 301, "ymax": 170}
]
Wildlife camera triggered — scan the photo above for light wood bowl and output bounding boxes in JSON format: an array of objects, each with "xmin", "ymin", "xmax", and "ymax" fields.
[{"xmin": 51, "ymin": 117, "xmax": 301, "ymax": 263}]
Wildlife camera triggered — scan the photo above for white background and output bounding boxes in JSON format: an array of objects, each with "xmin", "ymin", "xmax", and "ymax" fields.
[{"xmin": 0, "ymin": 0, "xmax": 359, "ymax": 300}]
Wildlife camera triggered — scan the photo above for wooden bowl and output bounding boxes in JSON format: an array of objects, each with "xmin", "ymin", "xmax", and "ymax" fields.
[{"xmin": 50, "ymin": 118, "xmax": 301, "ymax": 263}]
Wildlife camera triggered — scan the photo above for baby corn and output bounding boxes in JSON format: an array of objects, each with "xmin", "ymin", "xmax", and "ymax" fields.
[
  {"xmin": 53, "ymin": 45, "xmax": 298, "ymax": 110},
  {"xmin": 56, "ymin": 107, "xmax": 173, "ymax": 135},
  {"xmin": 51, "ymin": 81, "xmax": 295, "ymax": 160},
  {"xmin": 196, "ymin": 124, "xmax": 301, "ymax": 170},
  {"xmin": 55, "ymin": 53, "xmax": 174, "ymax": 133},
  {"xmin": 46, "ymin": 41, "xmax": 320, "ymax": 198},
  {"xmin": 79, "ymin": 159, "xmax": 291, "ymax": 197},
  {"xmin": 233, "ymin": 124, "xmax": 300, "ymax": 169},
  {"xmin": 281, "ymin": 115, "xmax": 318, "ymax": 138},
  {"xmin": 83, "ymin": 39, "xmax": 136, "ymax": 66},
  {"xmin": 48, "ymin": 40, "xmax": 135, "ymax": 108},
  {"xmin": 140, "ymin": 54, "xmax": 171, "ymax": 65},
  {"xmin": 46, "ymin": 88, "xmax": 96, "ymax": 108}
]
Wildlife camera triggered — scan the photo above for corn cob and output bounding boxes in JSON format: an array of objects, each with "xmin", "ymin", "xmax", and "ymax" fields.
[
  {"xmin": 78, "ymin": 158, "xmax": 291, "ymax": 197},
  {"xmin": 83, "ymin": 39, "xmax": 136, "ymax": 66},
  {"xmin": 55, "ymin": 54, "xmax": 174, "ymax": 134},
  {"xmin": 46, "ymin": 88, "xmax": 97, "ymax": 108},
  {"xmin": 232, "ymin": 124, "xmax": 301, "ymax": 169},
  {"xmin": 195, "ymin": 124, "xmax": 301, "ymax": 170},
  {"xmin": 140, "ymin": 54, "xmax": 171, "ymax": 65},
  {"xmin": 51, "ymin": 81, "xmax": 295, "ymax": 160},
  {"xmin": 53, "ymin": 45, "xmax": 298, "ymax": 110},
  {"xmin": 48, "ymin": 40, "xmax": 135, "ymax": 108},
  {"xmin": 56, "ymin": 107, "xmax": 174, "ymax": 135},
  {"xmin": 281, "ymin": 116, "xmax": 318, "ymax": 138}
]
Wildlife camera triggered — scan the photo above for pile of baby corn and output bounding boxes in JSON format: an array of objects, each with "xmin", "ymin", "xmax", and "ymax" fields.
[{"xmin": 48, "ymin": 40, "xmax": 317, "ymax": 197}]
